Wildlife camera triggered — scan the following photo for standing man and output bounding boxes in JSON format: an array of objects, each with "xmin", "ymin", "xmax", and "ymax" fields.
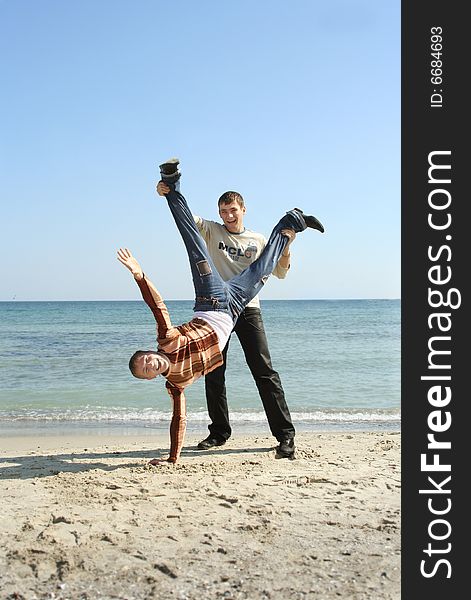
[{"xmin": 157, "ymin": 177, "xmax": 324, "ymax": 458}]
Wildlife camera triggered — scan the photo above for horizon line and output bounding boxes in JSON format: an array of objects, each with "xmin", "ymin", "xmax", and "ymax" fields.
[{"xmin": 0, "ymin": 297, "xmax": 401, "ymax": 303}]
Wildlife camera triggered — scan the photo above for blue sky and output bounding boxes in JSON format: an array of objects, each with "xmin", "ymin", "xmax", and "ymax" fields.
[{"xmin": 0, "ymin": 0, "xmax": 400, "ymax": 301}]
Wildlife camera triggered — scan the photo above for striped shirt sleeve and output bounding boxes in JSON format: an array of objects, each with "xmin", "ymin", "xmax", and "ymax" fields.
[
  {"xmin": 166, "ymin": 383, "xmax": 187, "ymax": 463},
  {"xmin": 135, "ymin": 274, "xmax": 180, "ymax": 341}
]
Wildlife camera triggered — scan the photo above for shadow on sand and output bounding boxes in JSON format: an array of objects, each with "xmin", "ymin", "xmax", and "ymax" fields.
[{"xmin": 0, "ymin": 444, "xmax": 275, "ymax": 481}]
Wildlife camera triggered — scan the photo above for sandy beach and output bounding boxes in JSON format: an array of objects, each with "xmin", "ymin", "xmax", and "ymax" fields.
[{"xmin": 0, "ymin": 431, "xmax": 400, "ymax": 599}]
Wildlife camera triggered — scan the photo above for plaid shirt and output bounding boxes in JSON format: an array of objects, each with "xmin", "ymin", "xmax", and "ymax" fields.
[{"xmin": 136, "ymin": 275, "xmax": 223, "ymax": 462}]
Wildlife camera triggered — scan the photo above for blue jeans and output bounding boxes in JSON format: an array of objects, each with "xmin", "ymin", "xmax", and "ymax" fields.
[{"xmin": 164, "ymin": 186, "xmax": 306, "ymax": 323}]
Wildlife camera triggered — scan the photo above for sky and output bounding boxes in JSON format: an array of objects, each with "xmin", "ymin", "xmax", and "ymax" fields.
[{"xmin": 0, "ymin": 0, "xmax": 400, "ymax": 301}]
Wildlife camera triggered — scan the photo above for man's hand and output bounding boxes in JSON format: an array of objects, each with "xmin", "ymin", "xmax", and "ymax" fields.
[
  {"xmin": 156, "ymin": 180, "xmax": 170, "ymax": 196},
  {"xmin": 148, "ymin": 458, "xmax": 176, "ymax": 466},
  {"xmin": 281, "ymin": 228, "xmax": 296, "ymax": 254},
  {"xmin": 117, "ymin": 248, "xmax": 143, "ymax": 279}
]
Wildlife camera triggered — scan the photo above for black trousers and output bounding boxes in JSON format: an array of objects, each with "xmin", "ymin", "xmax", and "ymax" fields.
[{"xmin": 205, "ymin": 306, "xmax": 295, "ymax": 442}]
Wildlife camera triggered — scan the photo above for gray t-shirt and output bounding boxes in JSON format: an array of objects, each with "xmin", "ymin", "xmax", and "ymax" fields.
[{"xmin": 194, "ymin": 215, "xmax": 289, "ymax": 309}]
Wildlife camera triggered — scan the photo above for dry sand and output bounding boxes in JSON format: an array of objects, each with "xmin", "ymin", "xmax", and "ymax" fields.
[{"xmin": 0, "ymin": 431, "xmax": 400, "ymax": 599}]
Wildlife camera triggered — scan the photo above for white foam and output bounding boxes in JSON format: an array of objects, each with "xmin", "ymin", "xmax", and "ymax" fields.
[{"xmin": 0, "ymin": 407, "xmax": 400, "ymax": 423}]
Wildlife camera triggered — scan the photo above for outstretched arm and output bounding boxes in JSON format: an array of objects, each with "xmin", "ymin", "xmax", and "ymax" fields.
[
  {"xmin": 148, "ymin": 384, "xmax": 187, "ymax": 465},
  {"xmin": 167, "ymin": 385, "xmax": 187, "ymax": 463},
  {"xmin": 117, "ymin": 248, "xmax": 175, "ymax": 339},
  {"xmin": 117, "ymin": 247, "xmax": 144, "ymax": 280}
]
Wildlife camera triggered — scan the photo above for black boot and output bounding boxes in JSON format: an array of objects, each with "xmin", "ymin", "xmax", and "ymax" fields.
[
  {"xmin": 197, "ymin": 435, "xmax": 227, "ymax": 450},
  {"xmin": 276, "ymin": 437, "xmax": 296, "ymax": 458},
  {"xmin": 293, "ymin": 208, "xmax": 325, "ymax": 233},
  {"xmin": 159, "ymin": 158, "xmax": 181, "ymax": 184}
]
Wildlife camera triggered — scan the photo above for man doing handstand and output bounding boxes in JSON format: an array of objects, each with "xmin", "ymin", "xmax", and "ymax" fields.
[{"xmin": 117, "ymin": 159, "xmax": 324, "ymax": 464}]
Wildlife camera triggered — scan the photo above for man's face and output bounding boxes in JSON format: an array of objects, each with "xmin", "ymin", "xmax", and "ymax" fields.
[
  {"xmin": 133, "ymin": 352, "xmax": 168, "ymax": 379},
  {"xmin": 218, "ymin": 201, "xmax": 246, "ymax": 234}
]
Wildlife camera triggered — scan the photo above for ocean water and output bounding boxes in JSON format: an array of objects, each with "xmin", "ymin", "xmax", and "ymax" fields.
[{"xmin": 0, "ymin": 300, "xmax": 400, "ymax": 435}]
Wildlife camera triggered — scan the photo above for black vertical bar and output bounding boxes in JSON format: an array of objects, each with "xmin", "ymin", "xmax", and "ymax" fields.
[{"xmin": 402, "ymin": 1, "xmax": 467, "ymax": 598}]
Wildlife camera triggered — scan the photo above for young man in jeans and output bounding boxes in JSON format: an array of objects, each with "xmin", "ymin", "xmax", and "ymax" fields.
[
  {"xmin": 156, "ymin": 171, "xmax": 324, "ymax": 459},
  {"xmin": 119, "ymin": 158, "xmax": 324, "ymax": 464}
]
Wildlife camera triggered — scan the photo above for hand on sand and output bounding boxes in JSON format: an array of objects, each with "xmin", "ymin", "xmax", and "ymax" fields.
[{"xmin": 148, "ymin": 458, "xmax": 176, "ymax": 466}]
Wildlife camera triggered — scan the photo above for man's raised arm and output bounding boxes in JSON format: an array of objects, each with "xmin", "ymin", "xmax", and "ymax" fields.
[{"xmin": 117, "ymin": 247, "xmax": 176, "ymax": 340}]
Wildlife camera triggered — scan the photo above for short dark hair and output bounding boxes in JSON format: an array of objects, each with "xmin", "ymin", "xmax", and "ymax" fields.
[
  {"xmin": 218, "ymin": 191, "xmax": 245, "ymax": 208},
  {"xmin": 129, "ymin": 350, "xmax": 146, "ymax": 378}
]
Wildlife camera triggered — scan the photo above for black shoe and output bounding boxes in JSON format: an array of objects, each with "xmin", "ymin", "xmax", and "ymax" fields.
[
  {"xmin": 276, "ymin": 437, "xmax": 296, "ymax": 458},
  {"xmin": 159, "ymin": 158, "xmax": 181, "ymax": 184},
  {"xmin": 294, "ymin": 208, "xmax": 325, "ymax": 233},
  {"xmin": 197, "ymin": 436, "xmax": 227, "ymax": 450}
]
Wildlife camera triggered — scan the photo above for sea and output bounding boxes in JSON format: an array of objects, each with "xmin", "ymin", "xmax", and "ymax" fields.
[{"xmin": 0, "ymin": 300, "xmax": 400, "ymax": 437}]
